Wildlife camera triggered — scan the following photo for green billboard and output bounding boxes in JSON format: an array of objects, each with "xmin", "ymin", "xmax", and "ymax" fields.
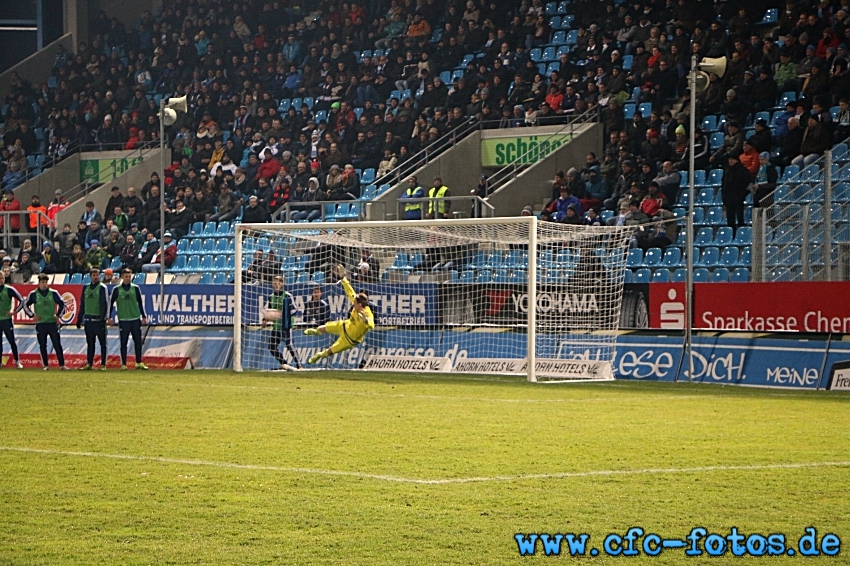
[
  {"xmin": 79, "ymin": 156, "xmax": 145, "ymax": 183},
  {"xmin": 481, "ymin": 134, "xmax": 573, "ymax": 167}
]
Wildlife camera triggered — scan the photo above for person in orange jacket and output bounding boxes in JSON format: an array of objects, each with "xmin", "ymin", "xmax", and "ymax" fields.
[{"xmin": 26, "ymin": 194, "xmax": 49, "ymax": 241}]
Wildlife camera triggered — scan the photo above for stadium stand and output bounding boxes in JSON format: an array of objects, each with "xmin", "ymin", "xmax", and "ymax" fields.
[{"xmin": 1, "ymin": 0, "xmax": 850, "ymax": 285}]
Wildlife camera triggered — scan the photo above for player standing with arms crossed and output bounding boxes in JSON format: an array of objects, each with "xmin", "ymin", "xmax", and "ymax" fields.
[
  {"xmin": 304, "ymin": 265, "xmax": 374, "ymax": 365},
  {"xmin": 0, "ymin": 270, "xmax": 30, "ymax": 368},
  {"xmin": 25, "ymin": 274, "xmax": 67, "ymax": 370},
  {"xmin": 76, "ymin": 266, "xmax": 109, "ymax": 370},
  {"xmin": 265, "ymin": 275, "xmax": 301, "ymax": 370},
  {"xmin": 109, "ymin": 268, "xmax": 149, "ymax": 370}
]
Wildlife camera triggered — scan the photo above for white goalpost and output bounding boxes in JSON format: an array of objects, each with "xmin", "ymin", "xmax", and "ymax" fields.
[{"xmin": 234, "ymin": 217, "xmax": 631, "ymax": 382}]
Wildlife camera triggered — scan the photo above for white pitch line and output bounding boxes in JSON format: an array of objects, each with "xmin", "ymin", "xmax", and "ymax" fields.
[{"xmin": 1, "ymin": 446, "xmax": 848, "ymax": 485}]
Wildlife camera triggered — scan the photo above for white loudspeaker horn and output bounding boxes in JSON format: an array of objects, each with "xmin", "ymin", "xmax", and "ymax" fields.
[
  {"xmin": 699, "ymin": 56, "xmax": 727, "ymax": 78},
  {"xmin": 693, "ymin": 71, "xmax": 710, "ymax": 93},
  {"xmin": 164, "ymin": 95, "xmax": 188, "ymax": 113},
  {"xmin": 161, "ymin": 108, "xmax": 178, "ymax": 126}
]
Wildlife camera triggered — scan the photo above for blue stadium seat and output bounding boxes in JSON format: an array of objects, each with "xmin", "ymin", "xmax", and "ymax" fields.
[
  {"xmin": 545, "ymin": 2, "xmax": 558, "ymax": 15},
  {"xmin": 69, "ymin": 273, "xmax": 83, "ymax": 284},
  {"xmin": 711, "ymin": 268, "xmax": 730, "ymax": 282},
  {"xmin": 633, "ymin": 268, "xmax": 652, "ymax": 284},
  {"xmin": 458, "ymin": 270, "xmax": 475, "ymax": 283},
  {"xmin": 642, "ymin": 247, "xmax": 662, "ymax": 267},
  {"xmin": 202, "ymin": 239, "xmax": 216, "ymax": 252},
  {"xmin": 133, "ymin": 273, "xmax": 145, "ymax": 285},
  {"xmin": 622, "ymin": 55, "xmax": 633, "ymax": 70},
  {"xmin": 624, "ymin": 270, "xmax": 633, "ymax": 284},
  {"xmin": 695, "ymin": 227, "xmax": 714, "ymax": 246},
  {"xmin": 184, "ymin": 255, "xmax": 201, "ymax": 273},
  {"xmin": 565, "ymin": 30, "xmax": 578, "ymax": 45},
  {"xmin": 696, "ymin": 246, "xmax": 720, "ymax": 267},
  {"xmin": 215, "ymin": 222, "xmax": 230, "ymax": 236},
  {"xmin": 548, "ymin": 17, "xmax": 561, "ymax": 30},
  {"xmin": 202, "ymin": 222, "xmax": 217, "ymax": 236},
  {"xmin": 171, "ymin": 255, "xmax": 187, "ymax": 271},
  {"xmin": 530, "ymin": 48, "xmax": 543, "ymax": 62},
  {"xmin": 701, "ymin": 115, "xmax": 718, "ymax": 132},
  {"xmin": 198, "ymin": 256, "xmax": 214, "ymax": 272},
  {"xmin": 714, "ymin": 227, "xmax": 733, "ymax": 246},
  {"xmin": 733, "ymin": 227, "xmax": 752, "ymax": 245},
  {"xmin": 693, "ymin": 268, "xmax": 710, "ymax": 282},
  {"xmin": 198, "ymin": 273, "xmax": 212, "ymax": 285},
  {"xmin": 296, "ymin": 271, "xmax": 310, "ymax": 284},
  {"xmin": 696, "ymin": 188, "xmax": 715, "ymax": 205},
  {"xmin": 215, "ymin": 239, "xmax": 230, "ymax": 252},
  {"xmin": 730, "ymin": 268, "xmax": 750, "ymax": 282},
  {"xmin": 388, "ymin": 253, "xmax": 410, "ymax": 270},
  {"xmin": 212, "ymin": 273, "xmax": 228, "ymax": 285},
  {"xmin": 661, "ymin": 247, "xmax": 682, "ymax": 267},
  {"xmin": 542, "ymin": 46, "xmax": 556, "ymax": 61},
  {"xmin": 177, "ymin": 239, "xmax": 189, "ymax": 253},
  {"xmin": 719, "ymin": 246, "xmax": 739, "ymax": 266},
  {"xmin": 623, "ymin": 103, "xmax": 636, "ymax": 120},
  {"xmin": 626, "ymin": 248, "xmax": 643, "ymax": 267},
  {"xmin": 707, "ymin": 169, "xmax": 723, "ymax": 187},
  {"xmin": 551, "ymin": 31, "xmax": 566, "ymax": 45},
  {"xmin": 705, "ymin": 207, "xmax": 724, "ymax": 225},
  {"xmin": 638, "ymin": 102, "xmax": 652, "ymax": 117},
  {"xmin": 709, "ymin": 132, "xmax": 724, "ymax": 150},
  {"xmin": 672, "ymin": 268, "xmax": 687, "ymax": 282},
  {"xmin": 651, "ymin": 268, "xmax": 670, "ymax": 282},
  {"xmin": 492, "ymin": 269, "xmax": 509, "ymax": 283},
  {"xmin": 312, "ymin": 271, "xmax": 325, "ymax": 284}
]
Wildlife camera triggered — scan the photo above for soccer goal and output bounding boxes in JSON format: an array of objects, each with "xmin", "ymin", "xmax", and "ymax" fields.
[{"xmin": 234, "ymin": 217, "xmax": 631, "ymax": 382}]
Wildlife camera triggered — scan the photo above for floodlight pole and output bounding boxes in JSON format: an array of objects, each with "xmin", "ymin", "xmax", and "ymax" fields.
[
  {"xmin": 159, "ymin": 97, "xmax": 166, "ymax": 321},
  {"xmin": 683, "ymin": 54, "xmax": 697, "ymax": 383}
]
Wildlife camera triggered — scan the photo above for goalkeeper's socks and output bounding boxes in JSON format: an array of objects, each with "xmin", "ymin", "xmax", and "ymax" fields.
[{"xmin": 304, "ymin": 328, "xmax": 319, "ymax": 336}]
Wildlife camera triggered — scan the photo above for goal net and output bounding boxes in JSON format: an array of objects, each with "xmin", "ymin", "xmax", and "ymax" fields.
[{"xmin": 234, "ymin": 218, "xmax": 631, "ymax": 382}]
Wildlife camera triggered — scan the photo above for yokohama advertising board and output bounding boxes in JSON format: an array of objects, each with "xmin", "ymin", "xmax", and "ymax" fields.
[{"xmin": 648, "ymin": 282, "xmax": 850, "ymax": 333}]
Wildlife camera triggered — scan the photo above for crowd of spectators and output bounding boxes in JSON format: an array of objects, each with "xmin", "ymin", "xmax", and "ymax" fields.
[{"xmin": 2, "ymin": 0, "xmax": 850, "ymax": 269}]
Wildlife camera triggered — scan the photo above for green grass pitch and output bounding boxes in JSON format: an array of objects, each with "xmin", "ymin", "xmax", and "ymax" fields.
[{"xmin": 1, "ymin": 370, "xmax": 849, "ymax": 564}]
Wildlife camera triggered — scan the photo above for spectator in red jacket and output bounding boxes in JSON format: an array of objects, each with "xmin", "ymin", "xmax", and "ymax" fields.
[
  {"xmin": 141, "ymin": 231, "xmax": 177, "ymax": 272},
  {"xmin": 0, "ymin": 189, "xmax": 22, "ymax": 247},
  {"xmin": 255, "ymin": 148, "xmax": 281, "ymax": 181}
]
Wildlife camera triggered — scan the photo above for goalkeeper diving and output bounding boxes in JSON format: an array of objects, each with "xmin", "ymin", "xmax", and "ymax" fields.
[{"xmin": 304, "ymin": 265, "xmax": 374, "ymax": 364}]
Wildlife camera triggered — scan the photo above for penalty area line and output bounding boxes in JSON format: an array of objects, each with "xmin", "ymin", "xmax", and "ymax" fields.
[{"xmin": 1, "ymin": 446, "xmax": 849, "ymax": 485}]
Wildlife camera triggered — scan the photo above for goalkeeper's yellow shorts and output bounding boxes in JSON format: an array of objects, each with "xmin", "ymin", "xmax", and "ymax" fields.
[{"xmin": 325, "ymin": 320, "xmax": 357, "ymax": 352}]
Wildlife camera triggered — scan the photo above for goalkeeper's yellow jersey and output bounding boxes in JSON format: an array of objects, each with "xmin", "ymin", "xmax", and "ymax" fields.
[{"xmin": 341, "ymin": 277, "xmax": 374, "ymax": 343}]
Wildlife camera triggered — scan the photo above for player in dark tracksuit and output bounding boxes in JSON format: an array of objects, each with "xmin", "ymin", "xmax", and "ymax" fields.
[
  {"xmin": 25, "ymin": 274, "xmax": 67, "ymax": 369},
  {"xmin": 76, "ymin": 266, "xmax": 109, "ymax": 370},
  {"xmin": 0, "ymin": 270, "xmax": 31, "ymax": 368},
  {"xmin": 266, "ymin": 275, "xmax": 301, "ymax": 370}
]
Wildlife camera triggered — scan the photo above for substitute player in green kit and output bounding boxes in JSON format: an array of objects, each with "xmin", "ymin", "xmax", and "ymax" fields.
[
  {"xmin": 25, "ymin": 274, "xmax": 67, "ymax": 370},
  {"xmin": 76, "ymin": 266, "xmax": 109, "ymax": 370},
  {"xmin": 0, "ymin": 270, "xmax": 31, "ymax": 368},
  {"xmin": 109, "ymin": 268, "xmax": 149, "ymax": 370}
]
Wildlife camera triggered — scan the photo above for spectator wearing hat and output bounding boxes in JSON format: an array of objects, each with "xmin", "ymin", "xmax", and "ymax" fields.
[
  {"xmin": 86, "ymin": 239, "xmax": 108, "ymax": 271},
  {"xmin": 104, "ymin": 225, "xmax": 126, "ymax": 261},
  {"xmin": 27, "ymin": 195, "xmax": 49, "ymax": 241},
  {"xmin": 165, "ymin": 199, "xmax": 193, "ymax": 239},
  {"xmin": 97, "ymin": 114, "xmax": 121, "ymax": 149},
  {"xmin": 739, "ymin": 139, "xmax": 761, "ymax": 175},
  {"xmin": 722, "ymin": 152, "xmax": 751, "ymax": 237},
  {"xmin": 792, "ymin": 114, "xmax": 832, "ymax": 167},
  {"xmin": 141, "ymin": 231, "xmax": 177, "ymax": 272},
  {"xmin": 710, "ymin": 121, "xmax": 744, "ymax": 165},
  {"xmin": 604, "ymin": 159, "xmax": 638, "ymax": 210},
  {"xmin": 104, "ymin": 186, "xmax": 125, "ymax": 222},
  {"xmin": 241, "ymin": 195, "xmax": 270, "ymax": 224},
  {"xmin": 47, "ymin": 190, "xmax": 70, "ymax": 231},
  {"xmin": 751, "ymin": 68, "xmax": 779, "ymax": 114},
  {"xmin": 584, "ymin": 167, "xmax": 610, "ymax": 211}
]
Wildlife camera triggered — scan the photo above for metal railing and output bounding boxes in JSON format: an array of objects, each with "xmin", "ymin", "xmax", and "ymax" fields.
[
  {"xmin": 753, "ymin": 136, "xmax": 850, "ymax": 281},
  {"xmin": 0, "ymin": 210, "xmax": 50, "ymax": 252},
  {"xmin": 394, "ymin": 195, "xmax": 495, "ymax": 221},
  {"xmin": 274, "ymin": 199, "xmax": 368, "ymax": 223},
  {"xmin": 373, "ymin": 112, "xmax": 596, "ymax": 192},
  {"xmin": 59, "ymin": 143, "xmax": 161, "ymax": 206},
  {"xmin": 485, "ymin": 108, "xmax": 598, "ymax": 195}
]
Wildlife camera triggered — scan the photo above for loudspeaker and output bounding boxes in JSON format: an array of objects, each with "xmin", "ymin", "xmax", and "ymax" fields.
[
  {"xmin": 699, "ymin": 57, "xmax": 727, "ymax": 78},
  {"xmin": 162, "ymin": 108, "xmax": 178, "ymax": 126},
  {"xmin": 693, "ymin": 71, "xmax": 710, "ymax": 93},
  {"xmin": 164, "ymin": 95, "xmax": 188, "ymax": 113}
]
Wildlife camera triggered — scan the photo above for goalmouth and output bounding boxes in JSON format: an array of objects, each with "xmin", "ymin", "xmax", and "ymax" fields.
[{"xmin": 234, "ymin": 217, "xmax": 631, "ymax": 382}]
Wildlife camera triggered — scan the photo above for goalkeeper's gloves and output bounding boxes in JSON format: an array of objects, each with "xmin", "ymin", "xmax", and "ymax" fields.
[{"xmin": 357, "ymin": 311, "xmax": 369, "ymax": 324}]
